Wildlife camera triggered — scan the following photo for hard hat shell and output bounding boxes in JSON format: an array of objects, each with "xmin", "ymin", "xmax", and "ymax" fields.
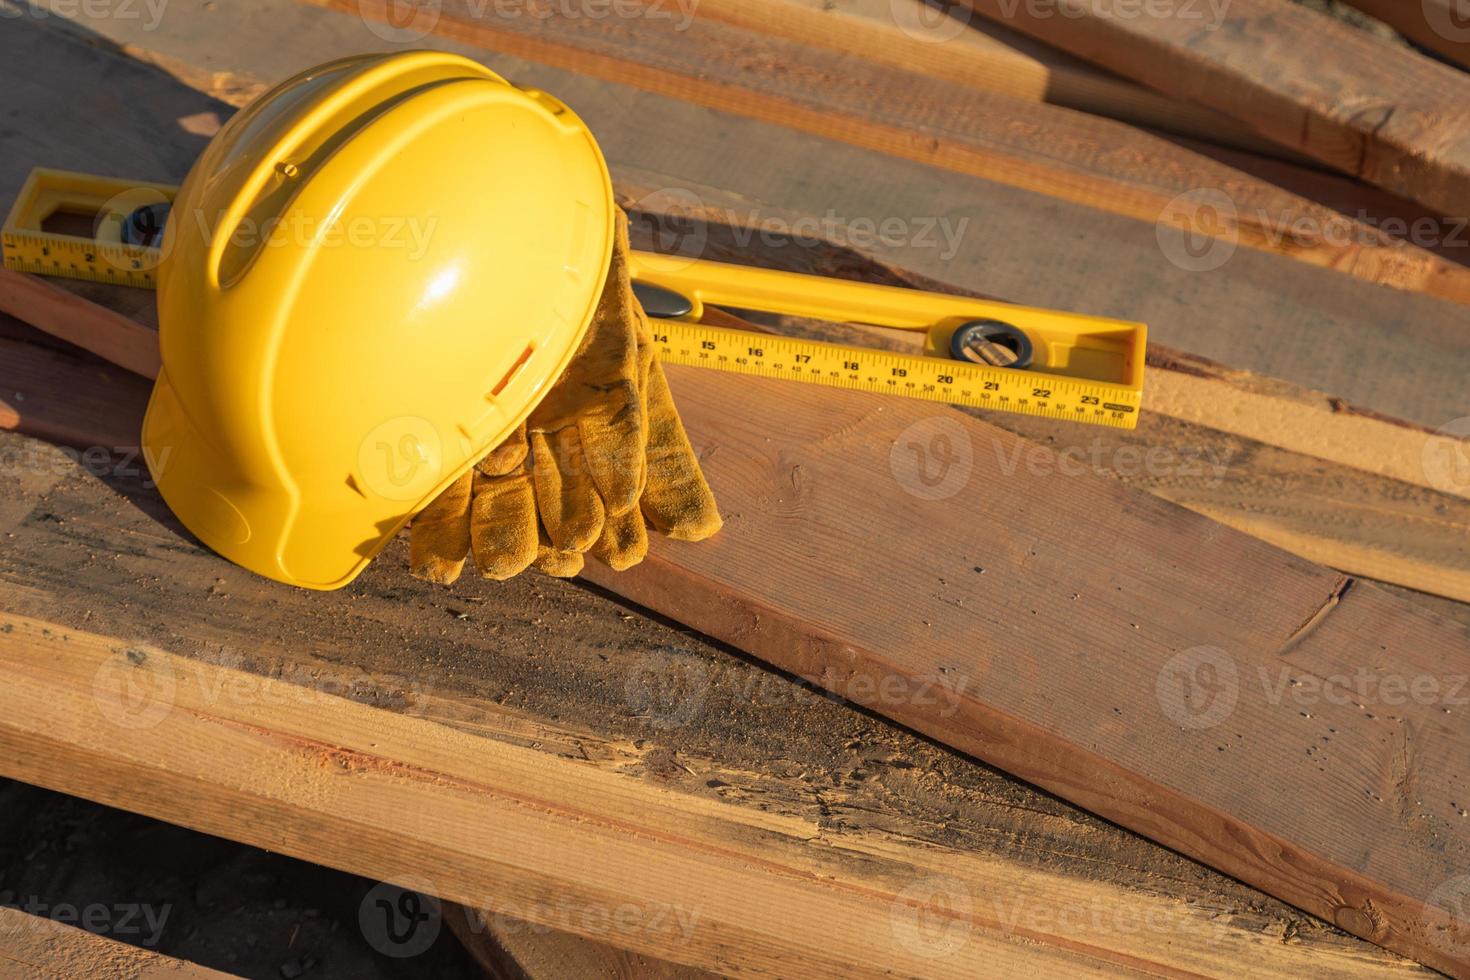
[{"xmin": 143, "ymin": 52, "xmax": 615, "ymax": 590}]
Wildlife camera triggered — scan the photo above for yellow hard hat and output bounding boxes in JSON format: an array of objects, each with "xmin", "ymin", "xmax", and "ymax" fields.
[{"xmin": 142, "ymin": 51, "xmax": 615, "ymax": 590}]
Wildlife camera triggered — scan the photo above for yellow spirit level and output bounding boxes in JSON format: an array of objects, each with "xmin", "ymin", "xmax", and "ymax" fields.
[{"xmin": 4, "ymin": 168, "xmax": 1146, "ymax": 428}]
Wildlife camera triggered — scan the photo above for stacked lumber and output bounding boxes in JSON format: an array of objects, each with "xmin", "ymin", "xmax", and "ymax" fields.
[{"xmin": 1, "ymin": 2, "xmax": 1469, "ymax": 977}]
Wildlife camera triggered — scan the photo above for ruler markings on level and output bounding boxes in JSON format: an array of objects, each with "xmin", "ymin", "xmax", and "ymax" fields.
[
  {"xmin": 3, "ymin": 168, "xmax": 1142, "ymax": 430},
  {"xmin": 652, "ymin": 321, "xmax": 1139, "ymax": 429}
]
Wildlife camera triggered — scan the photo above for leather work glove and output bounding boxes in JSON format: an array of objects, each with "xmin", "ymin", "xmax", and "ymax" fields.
[{"xmin": 410, "ymin": 209, "xmax": 722, "ymax": 584}]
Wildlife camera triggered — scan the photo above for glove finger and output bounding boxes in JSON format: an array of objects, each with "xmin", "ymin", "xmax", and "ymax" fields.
[
  {"xmin": 409, "ymin": 469, "xmax": 473, "ymax": 585},
  {"xmin": 642, "ymin": 360, "xmax": 722, "ymax": 542},
  {"xmin": 578, "ymin": 390, "xmax": 645, "ymax": 517},
  {"xmin": 468, "ymin": 466, "xmax": 539, "ymax": 581},
  {"xmin": 590, "ymin": 505, "xmax": 648, "ymax": 572},
  {"xmin": 533, "ymin": 524, "xmax": 586, "ymax": 578},
  {"xmin": 529, "ymin": 212, "xmax": 641, "ymax": 430},
  {"xmin": 530, "ymin": 427, "xmax": 605, "ymax": 553},
  {"xmin": 569, "ymin": 220, "xmax": 649, "ymax": 511},
  {"xmin": 476, "ymin": 422, "xmax": 529, "ymax": 478}
]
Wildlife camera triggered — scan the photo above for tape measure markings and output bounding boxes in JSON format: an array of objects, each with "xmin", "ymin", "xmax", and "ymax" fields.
[
  {"xmin": 4, "ymin": 168, "xmax": 1143, "ymax": 430},
  {"xmin": 653, "ymin": 320, "xmax": 1139, "ymax": 428}
]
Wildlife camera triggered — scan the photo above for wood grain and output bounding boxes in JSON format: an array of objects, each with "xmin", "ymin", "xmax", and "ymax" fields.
[
  {"xmin": 0, "ymin": 269, "xmax": 160, "ymax": 380},
  {"xmin": 38, "ymin": 0, "xmax": 1470, "ymax": 425},
  {"xmin": 703, "ymin": 0, "xmax": 1300, "ymax": 160},
  {"xmin": 3, "ymin": 287, "xmax": 1467, "ymax": 971},
  {"xmin": 584, "ymin": 363, "xmax": 1470, "ymax": 974},
  {"xmin": 0, "ymin": 404, "xmax": 1435, "ymax": 976},
  {"xmin": 444, "ymin": 903, "xmax": 718, "ymax": 980},
  {"xmin": 1341, "ymin": 0, "xmax": 1470, "ymax": 72},
  {"xmin": 1, "ymin": 17, "xmax": 1467, "ymax": 972},
  {"xmin": 0, "ymin": 906, "xmax": 238, "ymax": 980},
  {"xmin": 959, "ymin": 0, "xmax": 1470, "ymax": 216},
  {"xmin": 319, "ymin": 0, "xmax": 1470, "ymax": 308}
]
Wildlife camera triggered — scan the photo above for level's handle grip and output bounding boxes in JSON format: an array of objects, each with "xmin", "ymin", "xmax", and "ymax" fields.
[{"xmin": 626, "ymin": 249, "xmax": 1148, "ymax": 389}]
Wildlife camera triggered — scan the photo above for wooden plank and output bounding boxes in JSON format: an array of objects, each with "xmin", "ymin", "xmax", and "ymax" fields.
[
  {"xmin": 1341, "ymin": 0, "xmax": 1470, "ymax": 71},
  {"xmin": 957, "ymin": 0, "xmax": 1470, "ymax": 216},
  {"xmin": 0, "ymin": 905, "xmax": 238, "ymax": 980},
  {"xmin": 8, "ymin": 141, "xmax": 1470, "ymax": 602},
  {"xmin": 6, "ymin": 12, "xmax": 1468, "ymax": 605},
  {"xmin": 704, "ymin": 0, "xmax": 1302, "ymax": 160},
  {"xmin": 619, "ymin": 184, "xmax": 1470, "ymax": 601},
  {"xmin": 444, "ymin": 903, "xmax": 718, "ymax": 980},
  {"xmin": 0, "ymin": 400, "xmax": 1431, "ymax": 978},
  {"xmin": 0, "ymin": 269, "xmax": 160, "ymax": 380},
  {"xmin": 0, "ymin": 21, "xmax": 1464, "ymax": 963},
  {"xmin": 0, "ymin": 330, "xmax": 150, "ymax": 451},
  {"xmin": 586, "ymin": 372, "xmax": 1470, "ymax": 976},
  {"xmin": 12, "ymin": 220, "xmax": 1470, "ymax": 607},
  {"xmin": 313, "ymin": 0, "xmax": 1470, "ymax": 309},
  {"xmin": 36, "ymin": 0, "xmax": 1470, "ymax": 427},
  {"xmin": 3, "ymin": 276, "xmax": 1469, "ymax": 973},
  {"xmin": 7, "ymin": 14, "xmax": 1470, "ymax": 603}
]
